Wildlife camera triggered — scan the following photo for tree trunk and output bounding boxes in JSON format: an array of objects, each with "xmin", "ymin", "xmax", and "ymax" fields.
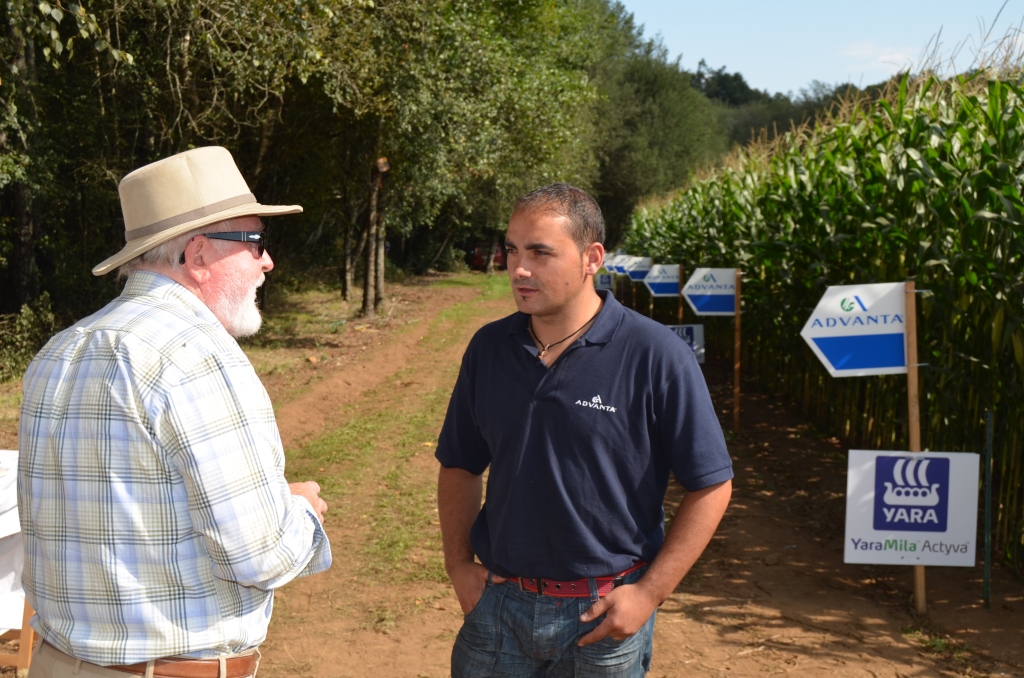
[
  {"xmin": 14, "ymin": 183, "xmax": 38, "ymax": 305},
  {"xmin": 340, "ymin": 219, "xmax": 352, "ymax": 301},
  {"xmin": 361, "ymin": 174, "xmax": 380, "ymax": 318},
  {"xmin": 426, "ymin": 225, "xmax": 455, "ymax": 272},
  {"xmin": 252, "ymin": 95, "xmax": 283, "ymax": 187},
  {"xmin": 374, "ymin": 195, "xmax": 385, "ymax": 311},
  {"xmin": 11, "ymin": 34, "xmax": 38, "ymax": 306},
  {"xmin": 343, "ymin": 221, "xmax": 369, "ymax": 302},
  {"xmin": 484, "ymin": 231, "xmax": 500, "ymax": 274}
]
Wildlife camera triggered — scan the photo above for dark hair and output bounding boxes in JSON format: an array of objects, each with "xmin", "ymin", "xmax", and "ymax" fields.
[{"xmin": 512, "ymin": 183, "xmax": 605, "ymax": 252}]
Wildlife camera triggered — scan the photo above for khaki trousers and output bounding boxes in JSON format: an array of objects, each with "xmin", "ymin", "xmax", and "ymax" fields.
[{"xmin": 28, "ymin": 641, "xmax": 259, "ymax": 678}]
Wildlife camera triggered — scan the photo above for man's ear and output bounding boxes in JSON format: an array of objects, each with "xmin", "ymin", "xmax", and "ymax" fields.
[
  {"xmin": 182, "ymin": 236, "xmax": 211, "ymax": 284},
  {"xmin": 583, "ymin": 241, "xmax": 605, "ymax": 277}
]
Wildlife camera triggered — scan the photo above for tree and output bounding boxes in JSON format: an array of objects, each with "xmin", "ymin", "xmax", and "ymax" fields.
[{"xmin": 588, "ymin": 4, "xmax": 726, "ymax": 247}]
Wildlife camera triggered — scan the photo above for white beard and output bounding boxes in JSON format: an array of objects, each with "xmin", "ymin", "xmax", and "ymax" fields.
[{"xmin": 209, "ymin": 273, "xmax": 265, "ymax": 338}]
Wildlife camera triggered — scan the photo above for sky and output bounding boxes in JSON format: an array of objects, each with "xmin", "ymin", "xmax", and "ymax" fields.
[{"xmin": 618, "ymin": 0, "xmax": 1024, "ymax": 96}]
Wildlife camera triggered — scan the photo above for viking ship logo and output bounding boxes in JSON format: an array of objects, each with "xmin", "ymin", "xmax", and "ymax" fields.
[
  {"xmin": 873, "ymin": 455, "xmax": 949, "ymax": 533},
  {"xmin": 883, "ymin": 457, "xmax": 940, "ymax": 506}
]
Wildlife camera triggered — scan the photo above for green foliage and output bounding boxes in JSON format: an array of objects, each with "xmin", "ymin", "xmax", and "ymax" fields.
[
  {"xmin": 589, "ymin": 7, "xmax": 726, "ymax": 246},
  {"xmin": 627, "ymin": 73, "xmax": 1024, "ymax": 569},
  {"xmin": 0, "ymin": 291, "xmax": 56, "ymax": 381},
  {"xmin": 0, "ymin": 0, "xmax": 732, "ymax": 313},
  {"xmin": 693, "ymin": 61, "xmax": 881, "ymax": 147},
  {"xmin": 2, "ymin": 0, "xmax": 113, "ymax": 65}
]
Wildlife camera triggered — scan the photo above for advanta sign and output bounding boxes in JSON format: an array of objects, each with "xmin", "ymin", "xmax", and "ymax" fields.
[
  {"xmin": 643, "ymin": 264, "xmax": 679, "ymax": 297},
  {"xmin": 845, "ymin": 450, "xmax": 978, "ymax": 566},
  {"xmin": 681, "ymin": 268, "xmax": 736, "ymax": 316},
  {"xmin": 624, "ymin": 256, "xmax": 653, "ymax": 281},
  {"xmin": 800, "ymin": 282, "xmax": 907, "ymax": 377},
  {"xmin": 603, "ymin": 255, "xmax": 625, "ymax": 275}
]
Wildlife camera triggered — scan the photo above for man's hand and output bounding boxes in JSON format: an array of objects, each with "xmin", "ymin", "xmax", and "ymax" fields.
[
  {"xmin": 447, "ymin": 560, "xmax": 507, "ymax": 615},
  {"xmin": 577, "ymin": 583, "xmax": 660, "ymax": 646},
  {"xmin": 290, "ymin": 481, "xmax": 328, "ymax": 523}
]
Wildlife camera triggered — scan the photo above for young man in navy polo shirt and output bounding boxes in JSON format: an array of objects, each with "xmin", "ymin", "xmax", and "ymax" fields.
[{"xmin": 436, "ymin": 183, "xmax": 733, "ymax": 676}]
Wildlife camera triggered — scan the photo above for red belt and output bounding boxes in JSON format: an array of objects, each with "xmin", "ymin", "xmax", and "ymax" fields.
[
  {"xmin": 514, "ymin": 561, "xmax": 646, "ymax": 598},
  {"xmin": 43, "ymin": 641, "xmax": 258, "ymax": 678}
]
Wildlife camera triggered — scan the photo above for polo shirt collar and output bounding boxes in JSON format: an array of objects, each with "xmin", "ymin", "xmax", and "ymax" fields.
[
  {"xmin": 584, "ymin": 289, "xmax": 623, "ymax": 345},
  {"xmin": 508, "ymin": 288, "xmax": 624, "ymax": 353}
]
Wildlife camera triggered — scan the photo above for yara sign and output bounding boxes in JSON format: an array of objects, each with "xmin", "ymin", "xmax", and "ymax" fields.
[{"xmin": 845, "ymin": 450, "xmax": 978, "ymax": 566}]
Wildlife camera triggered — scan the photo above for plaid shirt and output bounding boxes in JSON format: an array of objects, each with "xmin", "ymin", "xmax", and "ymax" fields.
[{"xmin": 18, "ymin": 271, "xmax": 331, "ymax": 665}]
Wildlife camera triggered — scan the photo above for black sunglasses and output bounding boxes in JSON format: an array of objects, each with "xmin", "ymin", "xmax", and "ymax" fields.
[{"xmin": 179, "ymin": 231, "xmax": 266, "ymax": 264}]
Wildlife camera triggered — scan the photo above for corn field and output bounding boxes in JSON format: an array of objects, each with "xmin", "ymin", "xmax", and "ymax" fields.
[{"xmin": 626, "ymin": 74, "xmax": 1024, "ymax": 573}]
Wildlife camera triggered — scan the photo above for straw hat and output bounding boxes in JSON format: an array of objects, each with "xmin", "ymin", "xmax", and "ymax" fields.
[{"xmin": 92, "ymin": 146, "xmax": 302, "ymax": 276}]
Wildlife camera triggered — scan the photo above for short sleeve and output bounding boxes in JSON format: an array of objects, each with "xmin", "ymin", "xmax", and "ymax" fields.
[
  {"xmin": 652, "ymin": 337, "xmax": 734, "ymax": 492},
  {"xmin": 435, "ymin": 347, "xmax": 491, "ymax": 475}
]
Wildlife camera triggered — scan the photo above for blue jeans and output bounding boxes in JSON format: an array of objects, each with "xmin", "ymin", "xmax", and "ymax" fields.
[{"xmin": 452, "ymin": 567, "xmax": 655, "ymax": 677}]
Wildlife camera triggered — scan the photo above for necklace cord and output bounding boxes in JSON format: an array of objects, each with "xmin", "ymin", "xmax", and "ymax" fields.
[{"xmin": 528, "ymin": 306, "xmax": 601, "ymax": 360}]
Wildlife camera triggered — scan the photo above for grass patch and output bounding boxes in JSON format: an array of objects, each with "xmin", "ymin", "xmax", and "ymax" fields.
[
  {"xmin": 431, "ymin": 272, "xmax": 509, "ymax": 301},
  {"xmin": 0, "ymin": 384, "xmax": 22, "ymax": 421},
  {"xmin": 364, "ymin": 383, "xmax": 453, "ymax": 581},
  {"xmin": 903, "ymin": 622, "xmax": 972, "ymax": 664},
  {"xmin": 248, "ymin": 287, "xmax": 363, "ymax": 350}
]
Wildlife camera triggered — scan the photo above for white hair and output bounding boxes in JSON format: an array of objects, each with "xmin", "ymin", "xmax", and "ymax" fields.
[{"xmin": 116, "ymin": 217, "xmax": 256, "ymax": 279}]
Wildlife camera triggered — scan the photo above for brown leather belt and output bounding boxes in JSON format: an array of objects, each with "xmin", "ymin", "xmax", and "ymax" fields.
[{"xmin": 43, "ymin": 641, "xmax": 258, "ymax": 677}]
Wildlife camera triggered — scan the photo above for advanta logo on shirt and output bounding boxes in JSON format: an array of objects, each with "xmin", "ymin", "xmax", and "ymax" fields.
[
  {"xmin": 873, "ymin": 455, "xmax": 950, "ymax": 532},
  {"xmin": 576, "ymin": 394, "xmax": 617, "ymax": 413}
]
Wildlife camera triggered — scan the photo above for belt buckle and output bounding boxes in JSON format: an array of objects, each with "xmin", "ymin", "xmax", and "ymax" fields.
[{"xmin": 612, "ymin": 575, "xmax": 625, "ymax": 589}]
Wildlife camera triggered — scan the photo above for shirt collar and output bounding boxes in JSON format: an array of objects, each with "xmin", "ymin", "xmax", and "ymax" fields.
[
  {"xmin": 121, "ymin": 270, "xmax": 221, "ymax": 326},
  {"xmin": 508, "ymin": 288, "xmax": 623, "ymax": 351}
]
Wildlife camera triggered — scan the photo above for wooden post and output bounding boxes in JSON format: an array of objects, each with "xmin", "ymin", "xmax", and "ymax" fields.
[
  {"xmin": 733, "ymin": 270, "xmax": 742, "ymax": 434},
  {"xmin": 677, "ymin": 266, "xmax": 685, "ymax": 324},
  {"xmin": 17, "ymin": 600, "xmax": 34, "ymax": 671},
  {"xmin": 905, "ymin": 280, "xmax": 926, "ymax": 614},
  {"xmin": 0, "ymin": 600, "xmax": 36, "ymax": 672}
]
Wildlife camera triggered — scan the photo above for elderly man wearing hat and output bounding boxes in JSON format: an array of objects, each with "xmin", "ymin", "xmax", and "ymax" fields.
[{"xmin": 18, "ymin": 147, "xmax": 331, "ymax": 678}]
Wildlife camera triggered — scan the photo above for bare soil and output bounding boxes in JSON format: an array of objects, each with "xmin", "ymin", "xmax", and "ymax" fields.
[{"xmin": 3, "ymin": 273, "xmax": 1022, "ymax": 677}]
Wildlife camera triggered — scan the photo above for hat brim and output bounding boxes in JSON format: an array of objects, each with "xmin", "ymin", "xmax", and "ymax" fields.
[{"xmin": 92, "ymin": 203, "xmax": 302, "ymax": 276}]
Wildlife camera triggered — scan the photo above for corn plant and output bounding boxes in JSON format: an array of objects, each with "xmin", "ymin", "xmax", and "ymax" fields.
[{"xmin": 627, "ymin": 74, "xmax": 1024, "ymax": 573}]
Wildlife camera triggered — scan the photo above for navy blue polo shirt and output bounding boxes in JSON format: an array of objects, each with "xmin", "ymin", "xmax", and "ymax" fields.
[{"xmin": 436, "ymin": 290, "xmax": 732, "ymax": 581}]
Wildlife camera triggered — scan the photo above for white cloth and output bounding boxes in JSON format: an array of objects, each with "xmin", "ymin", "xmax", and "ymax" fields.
[{"xmin": 0, "ymin": 448, "xmax": 25, "ymax": 633}]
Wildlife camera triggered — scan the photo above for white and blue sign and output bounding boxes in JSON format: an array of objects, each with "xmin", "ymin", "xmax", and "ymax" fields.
[
  {"xmin": 594, "ymin": 273, "xmax": 614, "ymax": 290},
  {"xmin": 682, "ymin": 268, "xmax": 737, "ymax": 316},
  {"xmin": 624, "ymin": 257, "xmax": 652, "ymax": 281},
  {"xmin": 643, "ymin": 265, "xmax": 680, "ymax": 297},
  {"xmin": 602, "ymin": 255, "xmax": 625, "ymax": 275},
  {"xmin": 666, "ymin": 324, "xmax": 705, "ymax": 364},
  {"xmin": 800, "ymin": 282, "xmax": 907, "ymax": 378},
  {"xmin": 845, "ymin": 450, "xmax": 978, "ymax": 567}
]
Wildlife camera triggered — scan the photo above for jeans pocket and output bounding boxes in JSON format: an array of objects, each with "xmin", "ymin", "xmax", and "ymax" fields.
[
  {"xmin": 463, "ymin": 582, "xmax": 496, "ymax": 621},
  {"xmin": 452, "ymin": 584, "xmax": 502, "ymax": 677},
  {"xmin": 575, "ymin": 612, "xmax": 654, "ymax": 675}
]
